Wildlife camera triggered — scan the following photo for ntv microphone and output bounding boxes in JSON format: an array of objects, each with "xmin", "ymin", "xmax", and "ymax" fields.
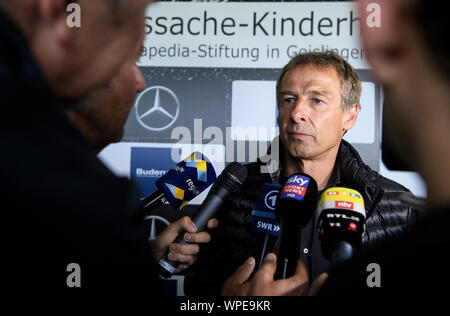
[
  {"xmin": 274, "ymin": 173, "xmax": 318, "ymax": 280},
  {"xmin": 158, "ymin": 162, "xmax": 248, "ymax": 278},
  {"xmin": 141, "ymin": 152, "xmax": 216, "ymax": 214},
  {"xmin": 317, "ymin": 187, "xmax": 366, "ymax": 265}
]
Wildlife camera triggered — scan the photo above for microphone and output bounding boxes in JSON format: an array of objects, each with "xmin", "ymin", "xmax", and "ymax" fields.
[
  {"xmin": 158, "ymin": 162, "xmax": 248, "ymax": 278},
  {"xmin": 141, "ymin": 152, "xmax": 216, "ymax": 214},
  {"xmin": 251, "ymin": 183, "xmax": 282, "ymax": 268},
  {"xmin": 274, "ymin": 173, "xmax": 318, "ymax": 279},
  {"xmin": 317, "ymin": 187, "xmax": 366, "ymax": 265}
]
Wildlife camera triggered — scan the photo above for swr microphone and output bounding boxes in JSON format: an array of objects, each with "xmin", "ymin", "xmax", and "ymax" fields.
[
  {"xmin": 142, "ymin": 152, "xmax": 216, "ymax": 214},
  {"xmin": 251, "ymin": 183, "xmax": 282, "ymax": 267},
  {"xmin": 274, "ymin": 173, "xmax": 318, "ymax": 279},
  {"xmin": 317, "ymin": 187, "xmax": 366, "ymax": 265},
  {"xmin": 158, "ymin": 162, "xmax": 248, "ymax": 278}
]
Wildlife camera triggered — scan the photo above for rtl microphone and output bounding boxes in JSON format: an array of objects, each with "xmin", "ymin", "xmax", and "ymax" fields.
[
  {"xmin": 317, "ymin": 187, "xmax": 366, "ymax": 265},
  {"xmin": 158, "ymin": 162, "xmax": 248, "ymax": 278},
  {"xmin": 251, "ymin": 183, "xmax": 282, "ymax": 267},
  {"xmin": 274, "ymin": 173, "xmax": 318, "ymax": 279},
  {"xmin": 142, "ymin": 152, "xmax": 216, "ymax": 214}
]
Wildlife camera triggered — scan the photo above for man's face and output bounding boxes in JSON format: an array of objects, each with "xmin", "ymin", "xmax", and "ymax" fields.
[
  {"xmin": 60, "ymin": 0, "xmax": 153, "ymax": 98},
  {"xmin": 277, "ymin": 64, "xmax": 352, "ymax": 161},
  {"xmin": 83, "ymin": 59, "xmax": 146, "ymax": 150}
]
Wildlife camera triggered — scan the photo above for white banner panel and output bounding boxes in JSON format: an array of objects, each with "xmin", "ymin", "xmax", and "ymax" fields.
[{"xmin": 141, "ymin": 2, "xmax": 368, "ymax": 69}]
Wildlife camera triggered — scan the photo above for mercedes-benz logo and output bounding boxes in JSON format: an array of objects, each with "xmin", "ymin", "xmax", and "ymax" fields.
[
  {"xmin": 145, "ymin": 215, "xmax": 171, "ymax": 241},
  {"xmin": 135, "ymin": 86, "xmax": 180, "ymax": 131}
]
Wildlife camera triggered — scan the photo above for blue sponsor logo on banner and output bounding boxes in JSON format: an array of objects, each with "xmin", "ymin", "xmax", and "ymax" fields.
[
  {"xmin": 251, "ymin": 183, "xmax": 282, "ymax": 236},
  {"xmin": 130, "ymin": 147, "xmax": 174, "ymax": 198}
]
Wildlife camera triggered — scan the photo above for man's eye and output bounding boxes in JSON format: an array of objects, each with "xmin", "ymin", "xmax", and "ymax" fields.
[
  {"xmin": 312, "ymin": 98, "xmax": 323, "ymax": 104},
  {"xmin": 283, "ymin": 97, "xmax": 296, "ymax": 104}
]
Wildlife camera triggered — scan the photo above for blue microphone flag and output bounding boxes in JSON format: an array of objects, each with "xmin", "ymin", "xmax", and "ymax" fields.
[
  {"xmin": 155, "ymin": 152, "xmax": 216, "ymax": 210},
  {"xmin": 251, "ymin": 183, "xmax": 282, "ymax": 236}
]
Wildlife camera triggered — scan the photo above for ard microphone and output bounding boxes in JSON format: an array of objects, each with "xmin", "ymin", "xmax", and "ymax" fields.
[
  {"xmin": 142, "ymin": 152, "xmax": 216, "ymax": 214},
  {"xmin": 317, "ymin": 187, "xmax": 366, "ymax": 265},
  {"xmin": 251, "ymin": 183, "xmax": 282, "ymax": 267},
  {"xmin": 274, "ymin": 173, "xmax": 318, "ymax": 279},
  {"xmin": 158, "ymin": 162, "xmax": 248, "ymax": 278}
]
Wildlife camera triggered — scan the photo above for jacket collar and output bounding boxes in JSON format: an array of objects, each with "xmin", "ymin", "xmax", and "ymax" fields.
[{"xmin": 259, "ymin": 137, "xmax": 379, "ymax": 211}]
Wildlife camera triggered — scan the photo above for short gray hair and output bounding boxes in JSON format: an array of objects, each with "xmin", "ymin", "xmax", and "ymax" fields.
[{"xmin": 276, "ymin": 51, "xmax": 362, "ymax": 111}]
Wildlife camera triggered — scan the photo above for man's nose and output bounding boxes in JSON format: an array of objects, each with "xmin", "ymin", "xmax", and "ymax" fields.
[
  {"xmin": 134, "ymin": 65, "xmax": 146, "ymax": 93},
  {"xmin": 290, "ymin": 99, "xmax": 309, "ymax": 123}
]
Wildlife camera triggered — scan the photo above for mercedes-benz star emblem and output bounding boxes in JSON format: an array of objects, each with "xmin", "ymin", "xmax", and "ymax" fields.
[
  {"xmin": 135, "ymin": 86, "xmax": 180, "ymax": 131},
  {"xmin": 145, "ymin": 215, "xmax": 171, "ymax": 241}
]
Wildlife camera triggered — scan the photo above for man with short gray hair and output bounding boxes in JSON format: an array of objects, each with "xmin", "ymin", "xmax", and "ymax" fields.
[{"xmin": 185, "ymin": 51, "xmax": 416, "ymax": 296}]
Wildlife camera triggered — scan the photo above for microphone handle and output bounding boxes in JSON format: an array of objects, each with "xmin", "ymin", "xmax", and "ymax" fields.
[
  {"xmin": 331, "ymin": 240, "xmax": 354, "ymax": 265},
  {"xmin": 158, "ymin": 194, "xmax": 225, "ymax": 278},
  {"xmin": 191, "ymin": 194, "xmax": 224, "ymax": 231},
  {"xmin": 275, "ymin": 218, "xmax": 302, "ymax": 280},
  {"xmin": 142, "ymin": 190, "xmax": 167, "ymax": 212}
]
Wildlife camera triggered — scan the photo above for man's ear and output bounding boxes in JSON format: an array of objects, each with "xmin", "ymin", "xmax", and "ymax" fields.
[
  {"xmin": 38, "ymin": 0, "xmax": 73, "ymax": 44},
  {"xmin": 357, "ymin": 0, "xmax": 411, "ymax": 86},
  {"xmin": 342, "ymin": 104, "xmax": 359, "ymax": 132}
]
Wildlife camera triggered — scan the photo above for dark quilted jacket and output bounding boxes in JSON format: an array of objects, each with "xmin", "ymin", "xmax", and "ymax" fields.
[{"xmin": 184, "ymin": 139, "xmax": 417, "ymax": 295}]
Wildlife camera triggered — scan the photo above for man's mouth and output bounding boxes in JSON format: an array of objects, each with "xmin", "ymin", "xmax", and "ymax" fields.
[{"xmin": 287, "ymin": 131, "xmax": 312, "ymax": 140}]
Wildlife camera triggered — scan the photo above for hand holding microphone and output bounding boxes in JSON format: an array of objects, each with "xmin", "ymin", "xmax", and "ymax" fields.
[
  {"xmin": 151, "ymin": 216, "xmax": 219, "ymax": 274},
  {"xmin": 222, "ymin": 173, "xmax": 321, "ymax": 296},
  {"xmin": 221, "ymin": 253, "xmax": 310, "ymax": 296},
  {"xmin": 142, "ymin": 152, "xmax": 219, "ymax": 274},
  {"xmin": 158, "ymin": 162, "xmax": 248, "ymax": 278},
  {"xmin": 223, "ymin": 185, "xmax": 367, "ymax": 296}
]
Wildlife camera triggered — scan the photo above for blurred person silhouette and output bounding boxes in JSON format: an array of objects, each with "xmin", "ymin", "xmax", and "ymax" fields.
[
  {"xmin": 66, "ymin": 56, "xmax": 145, "ymax": 154},
  {"xmin": 0, "ymin": 0, "xmax": 216, "ymax": 295},
  {"xmin": 318, "ymin": 0, "xmax": 450, "ymax": 294}
]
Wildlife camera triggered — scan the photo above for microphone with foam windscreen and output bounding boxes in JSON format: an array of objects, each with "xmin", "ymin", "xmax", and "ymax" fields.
[
  {"xmin": 142, "ymin": 152, "xmax": 216, "ymax": 214},
  {"xmin": 317, "ymin": 187, "xmax": 366, "ymax": 265},
  {"xmin": 158, "ymin": 162, "xmax": 248, "ymax": 278},
  {"xmin": 274, "ymin": 173, "xmax": 318, "ymax": 279}
]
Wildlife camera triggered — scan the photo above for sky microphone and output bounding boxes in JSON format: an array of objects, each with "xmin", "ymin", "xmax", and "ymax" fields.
[
  {"xmin": 317, "ymin": 187, "xmax": 366, "ymax": 265},
  {"xmin": 142, "ymin": 152, "xmax": 216, "ymax": 214},
  {"xmin": 274, "ymin": 173, "xmax": 318, "ymax": 279},
  {"xmin": 158, "ymin": 162, "xmax": 248, "ymax": 278}
]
